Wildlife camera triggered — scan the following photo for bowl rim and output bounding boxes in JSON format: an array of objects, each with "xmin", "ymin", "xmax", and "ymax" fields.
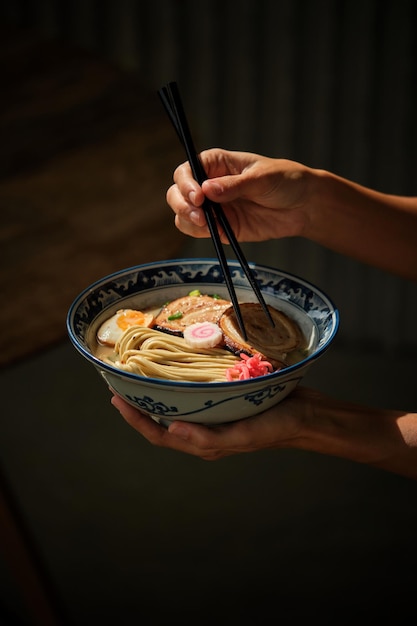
[{"xmin": 66, "ymin": 257, "xmax": 339, "ymax": 388}]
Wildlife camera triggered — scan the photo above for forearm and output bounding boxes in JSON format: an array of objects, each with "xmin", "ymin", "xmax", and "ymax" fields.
[
  {"xmin": 297, "ymin": 391, "xmax": 417, "ymax": 480},
  {"xmin": 306, "ymin": 170, "xmax": 417, "ymax": 281}
]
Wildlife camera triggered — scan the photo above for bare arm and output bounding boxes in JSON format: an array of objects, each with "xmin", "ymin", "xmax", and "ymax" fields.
[
  {"xmin": 167, "ymin": 149, "xmax": 417, "ymax": 281},
  {"xmin": 113, "ymin": 149, "xmax": 417, "ymax": 480},
  {"xmin": 111, "ymin": 389, "xmax": 417, "ymax": 481},
  {"xmin": 307, "ymin": 170, "xmax": 417, "ymax": 281}
]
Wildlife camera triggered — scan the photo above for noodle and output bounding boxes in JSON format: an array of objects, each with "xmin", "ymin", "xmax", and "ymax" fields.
[{"xmin": 105, "ymin": 326, "xmax": 239, "ymax": 382}]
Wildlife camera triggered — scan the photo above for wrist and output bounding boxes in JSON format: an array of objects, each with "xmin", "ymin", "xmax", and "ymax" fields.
[{"xmin": 299, "ymin": 167, "xmax": 335, "ymax": 240}]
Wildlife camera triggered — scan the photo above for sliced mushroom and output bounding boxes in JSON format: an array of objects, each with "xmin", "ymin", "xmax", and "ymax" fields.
[{"xmin": 219, "ymin": 302, "xmax": 302, "ymax": 368}]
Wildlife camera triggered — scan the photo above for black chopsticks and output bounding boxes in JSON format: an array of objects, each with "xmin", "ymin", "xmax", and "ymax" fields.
[{"xmin": 158, "ymin": 81, "xmax": 275, "ymax": 340}]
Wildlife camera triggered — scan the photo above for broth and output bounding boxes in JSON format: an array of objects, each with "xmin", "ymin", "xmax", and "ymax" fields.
[{"xmin": 92, "ymin": 291, "xmax": 315, "ymax": 381}]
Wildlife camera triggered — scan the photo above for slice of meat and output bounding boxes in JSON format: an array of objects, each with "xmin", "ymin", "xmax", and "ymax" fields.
[
  {"xmin": 152, "ymin": 295, "xmax": 232, "ymax": 335},
  {"xmin": 219, "ymin": 302, "xmax": 302, "ymax": 368}
]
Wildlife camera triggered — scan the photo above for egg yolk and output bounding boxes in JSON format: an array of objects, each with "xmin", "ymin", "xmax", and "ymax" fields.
[{"xmin": 116, "ymin": 310, "xmax": 148, "ymax": 330}]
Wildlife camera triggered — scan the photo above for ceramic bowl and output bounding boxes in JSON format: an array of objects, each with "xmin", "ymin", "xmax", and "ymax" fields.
[{"xmin": 66, "ymin": 258, "xmax": 339, "ymax": 426}]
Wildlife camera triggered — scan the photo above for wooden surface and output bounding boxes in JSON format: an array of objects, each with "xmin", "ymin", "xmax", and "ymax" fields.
[{"xmin": 0, "ymin": 28, "xmax": 185, "ymax": 367}]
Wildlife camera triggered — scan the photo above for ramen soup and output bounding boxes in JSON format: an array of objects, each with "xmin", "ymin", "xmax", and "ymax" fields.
[{"xmin": 92, "ymin": 291, "xmax": 312, "ymax": 383}]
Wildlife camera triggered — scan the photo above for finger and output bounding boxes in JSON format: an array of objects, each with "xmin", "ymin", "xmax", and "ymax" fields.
[
  {"xmin": 111, "ymin": 395, "xmax": 212, "ymax": 456},
  {"xmin": 174, "ymin": 213, "xmax": 211, "ymax": 238},
  {"xmin": 173, "ymin": 161, "xmax": 206, "ymax": 206},
  {"xmin": 202, "ymin": 168, "xmax": 269, "ymax": 206},
  {"xmin": 198, "ymin": 148, "xmax": 253, "ymax": 178},
  {"xmin": 166, "ymin": 182, "xmax": 195, "ymax": 214},
  {"xmin": 166, "ymin": 184, "xmax": 208, "ymax": 234},
  {"xmin": 111, "ymin": 394, "xmax": 165, "ymax": 440},
  {"xmin": 168, "ymin": 416, "xmax": 256, "ymax": 458}
]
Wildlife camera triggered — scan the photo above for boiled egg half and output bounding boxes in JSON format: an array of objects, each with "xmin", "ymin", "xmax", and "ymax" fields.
[{"xmin": 97, "ymin": 309, "xmax": 154, "ymax": 346}]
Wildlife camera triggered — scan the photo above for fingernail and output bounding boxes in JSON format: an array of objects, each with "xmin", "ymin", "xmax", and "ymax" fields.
[
  {"xmin": 169, "ymin": 423, "xmax": 190, "ymax": 440},
  {"xmin": 189, "ymin": 210, "xmax": 201, "ymax": 225},
  {"xmin": 209, "ymin": 182, "xmax": 223, "ymax": 195},
  {"xmin": 189, "ymin": 190, "xmax": 197, "ymax": 205}
]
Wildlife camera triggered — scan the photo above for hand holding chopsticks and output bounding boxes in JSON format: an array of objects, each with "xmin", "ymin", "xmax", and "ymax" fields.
[{"xmin": 158, "ymin": 81, "xmax": 275, "ymax": 340}]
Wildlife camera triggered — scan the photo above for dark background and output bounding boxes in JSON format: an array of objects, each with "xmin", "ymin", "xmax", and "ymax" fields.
[{"xmin": 1, "ymin": 2, "xmax": 417, "ymax": 625}]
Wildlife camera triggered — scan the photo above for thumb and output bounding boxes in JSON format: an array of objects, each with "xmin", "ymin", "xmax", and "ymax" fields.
[{"xmin": 202, "ymin": 174, "xmax": 248, "ymax": 203}]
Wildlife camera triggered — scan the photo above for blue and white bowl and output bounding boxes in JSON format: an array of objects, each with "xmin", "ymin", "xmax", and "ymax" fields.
[{"xmin": 67, "ymin": 258, "xmax": 339, "ymax": 426}]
